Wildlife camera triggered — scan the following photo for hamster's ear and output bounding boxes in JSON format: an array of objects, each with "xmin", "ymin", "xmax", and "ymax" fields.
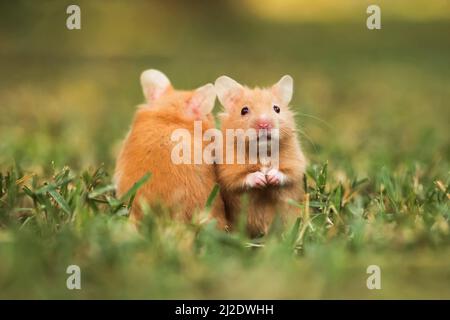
[
  {"xmin": 272, "ymin": 75, "xmax": 293, "ymax": 105},
  {"xmin": 214, "ymin": 76, "xmax": 244, "ymax": 109},
  {"xmin": 188, "ymin": 83, "xmax": 216, "ymax": 117},
  {"xmin": 140, "ymin": 69, "xmax": 171, "ymax": 105}
]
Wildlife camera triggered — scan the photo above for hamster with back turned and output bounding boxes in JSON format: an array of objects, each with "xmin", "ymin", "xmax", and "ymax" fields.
[
  {"xmin": 214, "ymin": 75, "xmax": 307, "ymax": 237},
  {"xmin": 114, "ymin": 69, "xmax": 225, "ymax": 226}
]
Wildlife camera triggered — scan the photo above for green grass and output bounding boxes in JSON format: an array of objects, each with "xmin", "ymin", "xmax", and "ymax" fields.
[
  {"xmin": 0, "ymin": 1, "xmax": 449, "ymax": 299},
  {"xmin": 0, "ymin": 161, "xmax": 448, "ymax": 298}
]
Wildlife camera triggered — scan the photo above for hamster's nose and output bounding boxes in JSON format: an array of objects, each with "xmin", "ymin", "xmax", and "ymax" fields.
[{"xmin": 257, "ymin": 119, "xmax": 273, "ymax": 130}]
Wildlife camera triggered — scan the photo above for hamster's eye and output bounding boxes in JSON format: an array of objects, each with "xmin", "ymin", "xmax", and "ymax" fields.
[
  {"xmin": 241, "ymin": 106, "xmax": 249, "ymax": 116},
  {"xmin": 273, "ymin": 105, "xmax": 280, "ymax": 113}
]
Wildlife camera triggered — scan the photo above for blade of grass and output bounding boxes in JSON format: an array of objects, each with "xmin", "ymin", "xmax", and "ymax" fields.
[
  {"xmin": 205, "ymin": 184, "xmax": 219, "ymax": 209},
  {"xmin": 48, "ymin": 188, "xmax": 71, "ymax": 215}
]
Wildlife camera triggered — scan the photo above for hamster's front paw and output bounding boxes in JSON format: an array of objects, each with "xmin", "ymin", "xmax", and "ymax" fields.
[
  {"xmin": 244, "ymin": 171, "xmax": 267, "ymax": 189},
  {"xmin": 266, "ymin": 168, "xmax": 287, "ymax": 186}
]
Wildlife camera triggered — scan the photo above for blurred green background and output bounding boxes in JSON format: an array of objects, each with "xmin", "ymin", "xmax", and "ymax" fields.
[{"xmin": 0, "ymin": 0, "xmax": 449, "ymax": 299}]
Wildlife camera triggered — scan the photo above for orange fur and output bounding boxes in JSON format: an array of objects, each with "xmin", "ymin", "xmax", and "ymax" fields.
[
  {"xmin": 114, "ymin": 73, "xmax": 225, "ymax": 227},
  {"xmin": 216, "ymin": 78, "xmax": 307, "ymax": 237}
]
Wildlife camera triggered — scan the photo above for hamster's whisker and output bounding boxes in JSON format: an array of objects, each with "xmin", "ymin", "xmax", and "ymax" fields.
[
  {"xmin": 295, "ymin": 127, "xmax": 318, "ymax": 152},
  {"xmin": 296, "ymin": 111, "xmax": 332, "ymax": 129},
  {"xmin": 289, "ymin": 106, "xmax": 331, "ymax": 128}
]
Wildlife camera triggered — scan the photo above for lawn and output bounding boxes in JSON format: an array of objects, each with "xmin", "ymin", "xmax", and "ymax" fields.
[{"xmin": 0, "ymin": 1, "xmax": 449, "ymax": 299}]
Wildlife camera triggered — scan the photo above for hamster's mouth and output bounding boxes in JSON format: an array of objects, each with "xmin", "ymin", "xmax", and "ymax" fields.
[
  {"xmin": 257, "ymin": 135, "xmax": 271, "ymax": 143},
  {"xmin": 257, "ymin": 129, "xmax": 274, "ymax": 141}
]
